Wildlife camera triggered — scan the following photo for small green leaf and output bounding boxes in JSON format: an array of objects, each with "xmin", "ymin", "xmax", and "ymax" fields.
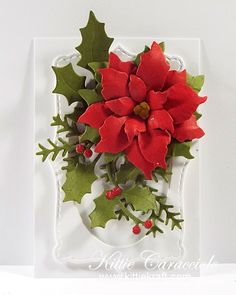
[
  {"xmin": 51, "ymin": 107, "xmax": 86, "ymax": 137},
  {"xmin": 115, "ymin": 207, "xmax": 130, "ymax": 221},
  {"xmin": 65, "ymin": 106, "xmax": 87, "ymax": 136},
  {"xmin": 78, "ymin": 89, "xmax": 102, "ymax": 106},
  {"xmin": 52, "ymin": 63, "xmax": 85, "ymax": 105},
  {"xmin": 89, "ymin": 193, "xmax": 118, "ymax": 228},
  {"xmin": 80, "ymin": 125, "xmax": 99, "ymax": 143},
  {"xmin": 154, "ymin": 166, "xmax": 172, "ymax": 183},
  {"xmin": 159, "ymin": 203, "xmax": 184, "ymax": 230},
  {"xmin": 168, "ymin": 141, "xmax": 194, "ymax": 159},
  {"xmin": 134, "ymin": 42, "xmax": 164, "ymax": 66},
  {"xmin": 187, "ymin": 73, "xmax": 205, "ymax": 93},
  {"xmin": 51, "ymin": 114, "xmax": 70, "ymax": 133},
  {"xmin": 116, "ymin": 162, "xmax": 141, "ymax": 184},
  {"xmin": 103, "ymin": 153, "xmax": 121, "ymax": 165},
  {"xmin": 134, "ymin": 45, "xmax": 150, "ymax": 66},
  {"xmin": 63, "ymin": 163, "xmax": 97, "ymax": 204},
  {"xmin": 123, "ymin": 186, "xmax": 157, "ymax": 213},
  {"xmin": 66, "ymin": 106, "xmax": 85, "ymax": 123},
  {"xmin": 76, "ymin": 11, "xmax": 113, "ymax": 68},
  {"xmin": 194, "ymin": 111, "xmax": 202, "ymax": 120},
  {"xmin": 88, "ymin": 61, "xmax": 108, "ymax": 82},
  {"xmin": 95, "ymin": 83, "xmax": 103, "ymax": 96},
  {"xmin": 159, "ymin": 41, "xmax": 165, "ymax": 52}
]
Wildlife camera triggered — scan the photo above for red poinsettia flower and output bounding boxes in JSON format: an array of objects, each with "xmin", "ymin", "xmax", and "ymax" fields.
[{"xmin": 78, "ymin": 42, "xmax": 207, "ymax": 179}]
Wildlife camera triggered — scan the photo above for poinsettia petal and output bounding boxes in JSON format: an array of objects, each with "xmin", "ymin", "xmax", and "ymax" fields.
[
  {"xmin": 163, "ymin": 70, "xmax": 186, "ymax": 90},
  {"xmin": 165, "ymin": 83, "xmax": 207, "ymax": 123},
  {"xmin": 95, "ymin": 116, "xmax": 129, "ymax": 153},
  {"xmin": 148, "ymin": 109, "xmax": 174, "ymax": 133},
  {"xmin": 138, "ymin": 129, "xmax": 171, "ymax": 169},
  {"xmin": 125, "ymin": 138, "xmax": 155, "ymax": 179},
  {"xmin": 109, "ymin": 52, "xmax": 136, "ymax": 75},
  {"xmin": 78, "ymin": 102, "xmax": 111, "ymax": 128},
  {"xmin": 105, "ymin": 96, "xmax": 135, "ymax": 116},
  {"xmin": 173, "ymin": 115, "xmax": 205, "ymax": 142},
  {"xmin": 128, "ymin": 75, "xmax": 147, "ymax": 102},
  {"xmin": 124, "ymin": 116, "xmax": 146, "ymax": 142},
  {"xmin": 136, "ymin": 42, "xmax": 170, "ymax": 91},
  {"xmin": 99, "ymin": 68, "xmax": 129, "ymax": 100},
  {"xmin": 146, "ymin": 90, "xmax": 167, "ymax": 110}
]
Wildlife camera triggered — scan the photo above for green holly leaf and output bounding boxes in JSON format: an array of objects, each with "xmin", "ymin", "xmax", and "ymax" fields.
[
  {"xmin": 194, "ymin": 111, "xmax": 202, "ymax": 120},
  {"xmin": 89, "ymin": 193, "xmax": 118, "ymax": 228},
  {"xmin": 62, "ymin": 157, "xmax": 79, "ymax": 172},
  {"xmin": 187, "ymin": 73, "xmax": 205, "ymax": 93},
  {"xmin": 61, "ymin": 155, "xmax": 81, "ymax": 171},
  {"xmin": 76, "ymin": 11, "xmax": 113, "ymax": 68},
  {"xmin": 123, "ymin": 186, "xmax": 157, "ymax": 213},
  {"xmin": 116, "ymin": 162, "xmax": 141, "ymax": 184},
  {"xmin": 63, "ymin": 163, "xmax": 97, "ymax": 204},
  {"xmin": 168, "ymin": 141, "xmax": 194, "ymax": 159},
  {"xmin": 80, "ymin": 126, "xmax": 99, "ymax": 143},
  {"xmin": 88, "ymin": 61, "xmax": 108, "ymax": 82},
  {"xmin": 52, "ymin": 63, "xmax": 85, "ymax": 105},
  {"xmin": 78, "ymin": 89, "xmax": 102, "ymax": 106}
]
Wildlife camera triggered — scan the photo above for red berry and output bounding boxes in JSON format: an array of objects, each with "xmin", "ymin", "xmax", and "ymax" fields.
[
  {"xmin": 105, "ymin": 191, "xmax": 114, "ymax": 200},
  {"xmin": 112, "ymin": 186, "xmax": 122, "ymax": 196},
  {"xmin": 76, "ymin": 144, "xmax": 85, "ymax": 153},
  {"xmin": 132, "ymin": 225, "xmax": 141, "ymax": 235},
  {"xmin": 84, "ymin": 149, "xmax": 93, "ymax": 158},
  {"xmin": 144, "ymin": 219, "xmax": 153, "ymax": 229}
]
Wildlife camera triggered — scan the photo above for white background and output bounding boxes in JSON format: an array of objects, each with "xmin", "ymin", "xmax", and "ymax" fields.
[
  {"xmin": 0, "ymin": 265, "xmax": 236, "ymax": 294},
  {"xmin": 1, "ymin": 0, "xmax": 236, "ymax": 266}
]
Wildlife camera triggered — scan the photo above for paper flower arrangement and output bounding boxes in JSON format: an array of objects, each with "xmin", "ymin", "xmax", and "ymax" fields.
[{"xmin": 37, "ymin": 11, "xmax": 207, "ymax": 237}]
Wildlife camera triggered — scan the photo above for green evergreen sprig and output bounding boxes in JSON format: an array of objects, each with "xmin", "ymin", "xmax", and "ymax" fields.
[
  {"xmin": 51, "ymin": 114, "xmax": 70, "ymax": 134},
  {"xmin": 36, "ymin": 138, "xmax": 72, "ymax": 162}
]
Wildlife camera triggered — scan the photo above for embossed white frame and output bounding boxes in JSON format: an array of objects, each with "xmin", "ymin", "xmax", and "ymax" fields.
[{"xmin": 35, "ymin": 38, "xmax": 201, "ymax": 277}]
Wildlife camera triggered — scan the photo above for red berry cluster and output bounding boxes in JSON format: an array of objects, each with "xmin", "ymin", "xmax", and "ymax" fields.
[
  {"xmin": 75, "ymin": 144, "xmax": 93, "ymax": 158},
  {"xmin": 105, "ymin": 186, "xmax": 122, "ymax": 200},
  {"xmin": 132, "ymin": 220, "xmax": 153, "ymax": 235}
]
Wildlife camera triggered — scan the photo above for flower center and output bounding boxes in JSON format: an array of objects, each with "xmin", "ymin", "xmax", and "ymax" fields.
[{"xmin": 133, "ymin": 101, "xmax": 150, "ymax": 120}]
